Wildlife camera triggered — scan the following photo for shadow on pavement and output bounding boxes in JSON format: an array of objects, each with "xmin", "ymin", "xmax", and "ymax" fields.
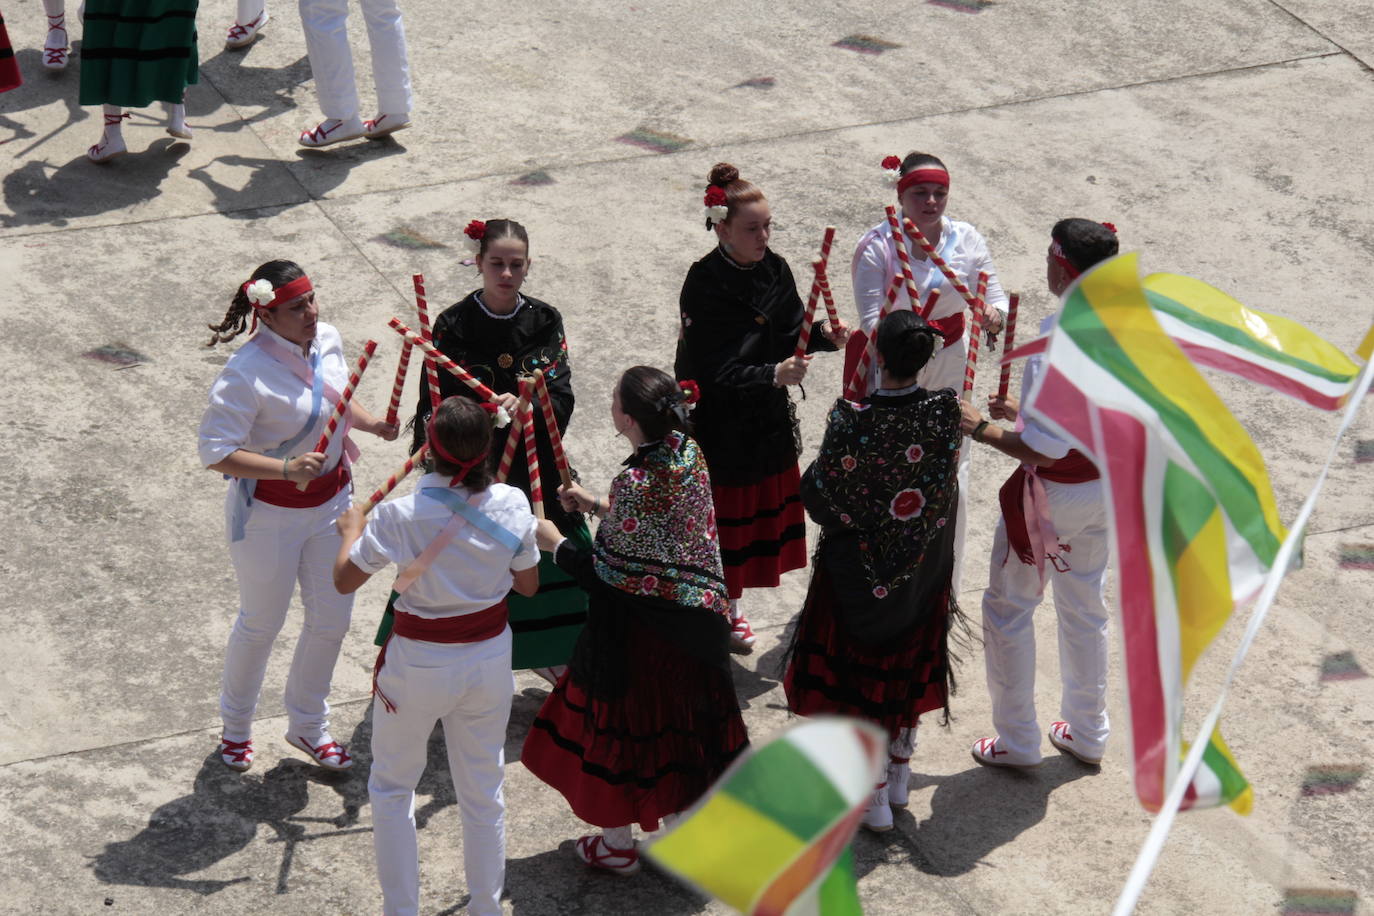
[
  {"xmin": 507, "ymin": 842, "xmax": 709, "ymax": 915},
  {"xmin": 2, "ymin": 138, "xmax": 191, "ymax": 229},
  {"xmin": 854, "ymin": 757, "xmax": 1096, "ymax": 878}
]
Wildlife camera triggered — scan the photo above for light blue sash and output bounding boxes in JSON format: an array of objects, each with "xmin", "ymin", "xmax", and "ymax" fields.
[{"xmin": 419, "ymin": 487, "xmax": 523, "ymax": 553}]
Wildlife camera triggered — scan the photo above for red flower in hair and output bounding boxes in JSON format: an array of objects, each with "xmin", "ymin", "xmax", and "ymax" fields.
[
  {"xmin": 464, "ymin": 220, "xmax": 487, "ymax": 241},
  {"xmin": 1101, "ymin": 221, "xmax": 1117, "ymax": 234},
  {"xmin": 703, "ymin": 186, "xmax": 728, "ymax": 208},
  {"xmin": 881, "ymin": 155, "xmax": 902, "ymax": 171},
  {"xmin": 679, "ymin": 379, "xmax": 701, "ymax": 405}
]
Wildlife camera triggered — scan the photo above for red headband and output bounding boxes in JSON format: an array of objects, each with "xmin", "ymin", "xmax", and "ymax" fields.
[
  {"xmin": 426, "ymin": 400, "xmax": 500, "ymax": 485},
  {"xmin": 247, "ymin": 275, "xmax": 314, "ymax": 310},
  {"xmin": 896, "ymin": 168, "xmax": 950, "ymax": 196},
  {"xmin": 1049, "ymin": 239, "xmax": 1080, "ymax": 279}
]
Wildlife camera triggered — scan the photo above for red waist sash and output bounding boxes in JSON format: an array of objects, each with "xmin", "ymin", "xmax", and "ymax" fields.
[
  {"xmin": 998, "ymin": 449, "xmax": 1099, "ymax": 570},
  {"xmin": 372, "ymin": 601, "xmax": 509, "ymax": 713},
  {"xmin": 254, "ymin": 462, "xmax": 350, "ymax": 508}
]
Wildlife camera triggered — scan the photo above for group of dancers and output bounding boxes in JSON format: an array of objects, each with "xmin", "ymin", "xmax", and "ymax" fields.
[
  {"xmin": 3, "ymin": 0, "xmax": 407, "ymax": 161},
  {"xmin": 197, "ymin": 154, "xmax": 1121, "ymax": 915}
]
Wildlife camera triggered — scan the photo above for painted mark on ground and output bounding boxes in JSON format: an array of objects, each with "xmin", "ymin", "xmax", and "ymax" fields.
[
  {"xmin": 375, "ymin": 227, "xmax": 447, "ymax": 250},
  {"xmin": 82, "ymin": 344, "xmax": 148, "ymax": 368},
  {"xmin": 511, "ymin": 169, "xmax": 555, "ymax": 186},
  {"xmin": 1321, "ymin": 651, "xmax": 1368, "ymax": 682},
  {"xmin": 733, "ymin": 77, "xmax": 776, "ymax": 89},
  {"xmin": 1300, "ymin": 764, "xmax": 1365, "ymax": 797},
  {"xmin": 1282, "ymin": 888, "xmax": 1358, "ymax": 915},
  {"xmin": 832, "ymin": 35, "xmax": 902, "ymax": 54},
  {"xmin": 1338, "ymin": 543, "xmax": 1374, "ymax": 569},
  {"xmin": 616, "ymin": 129, "xmax": 692, "ymax": 154},
  {"xmin": 928, "ymin": 0, "xmax": 995, "ymax": 11}
]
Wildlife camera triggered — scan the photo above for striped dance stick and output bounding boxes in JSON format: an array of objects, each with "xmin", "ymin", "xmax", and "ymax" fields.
[
  {"xmin": 360, "ymin": 444, "xmax": 429, "ymax": 515},
  {"xmin": 387, "ymin": 319, "xmax": 502, "ymax": 404},
  {"xmin": 843, "ymin": 273, "xmax": 902, "ymax": 400},
  {"xmin": 518, "ymin": 378, "xmax": 544, "ymax": 519},
  {"xmin": 383, "ymin": 332, "xmax": 413, "ymax": 427},
  {"xmin": 414, "ymin": 275, "xmax": 442, "ymax": 411},
  {"xmin": 794, "ymin": 258, "xmax": 825, "ymax": 359},
  {"xmin": 884, "ymin": 205, "xmax": 926, "ymax": 313},
  {"xmin": 297, "ymin": 339, "xmax": 377, "ymax": 491},
  {"xmin": 963, "ymin": 296, "xmax": 985, "ymax": 400},
  {"xmin": 495, "ymin": 393, "xmax": 528, "ymax": 483},
  {"xmin": 817, "ymin": 226, "xmax": 840, "ymax": 324},
  {"xmin": 901, "ymin": 216, "xmax": 982, "ymax": 315},
  {"xmin": 531, "ymin": 370, "xmax": 573, "ymax": 488},
  {"xmin": 996, "ymin": 292, "xmax": 1020, "ymax": 400}
]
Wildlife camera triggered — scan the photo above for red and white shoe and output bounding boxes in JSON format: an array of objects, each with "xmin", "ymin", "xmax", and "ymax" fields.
[
  {"xmin": 971, "ymin": 736, "xmax": 1041, "ymax": 769},
  {"xmin": 225, "ymin": 11, "xmax": 268, "ymax": 49},
  {"xmin": 299, "ymin": 116, "xmax": 365, "ymax": 148},
  {"xmin": 285, "ymin": 733, "xmax": 353, "ymax": 771},
  {"xmin": 44, "ymin": 18, "xmax": 70, "ymax": 70},
  {"xmin": 574, "ymin": 834, "xmax": 640, "ymax": 875},
  {"xmin": 363, "ymin": 113, "xmax": 411, "ymax": 140},
  {"xmin": 87, "ymin": 112, "xmax": 130, "ymax": 163},
  {"xmin": 218, "ymin": 737, "xmax": 254, "ymax": 772},
  {"xmin": 729, "ymin": 614, "xmax": 757, "ymax": 654},
  {"xmin": 1048, "ymin": 721, "xmax": 1102, "ymax": 766}
]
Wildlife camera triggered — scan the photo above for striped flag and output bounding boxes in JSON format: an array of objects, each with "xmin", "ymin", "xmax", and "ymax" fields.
[
  {"xmin": 1022, "ymin": 252, "xmax": 1273, "ymax": 814},
  {"xmin": 645, "ymin": 718, "xmax": 885, "ymax": 916}
]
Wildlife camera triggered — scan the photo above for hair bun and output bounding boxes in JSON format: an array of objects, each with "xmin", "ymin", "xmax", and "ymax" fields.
[{"xmin": 708, "ymin": 162, "xmax": 740, "ymax": 186}]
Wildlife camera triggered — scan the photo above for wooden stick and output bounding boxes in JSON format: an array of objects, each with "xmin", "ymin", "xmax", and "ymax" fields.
[
  {"xmin": 518, "ymin": 378, "xmax": 544, "ymax": 519},
  {"xmin": 361, "ymin": 444, "xmax": 428, "ymax": 514},
  {"xmin": 902, "ymin": 216, "xmax": 982, "ymax": 314},
  {"xmin": 298, "ymin": 340, "xmax": 376, "ymax": 491},
  {"xmin": 997, "ymin": 292, "xmax": 1020, "ymax": 400},
  {"xmin": 843, "ymin": 274, "xmax": 902, "ymax": 400},
  {"xmin": 817, "ymin": 227, "xmax": 840, "ymax": 324},
  {"xmin": 383, "ymin": 334, "xmax": 412, "ymax": 427},
  {"xmin": 387, "ymin": 319, "xmax": 502, "ymax": 404},
  {"xmin": 531, "ymin": 370, "xmax": 573, "ymax": 488},
  {"xmin": 413, "ymin": 275, "xmax": 442, "ymax": 411},
  {"xmin": 884, "ymin": 206, "xmax": 926, "ymax": 312},
  {"xmin": 794, "ymin": 258, "xmax": 825, "ymax": 358},
  {"xmin": 963, "ymin": 295, "xmax": 985, "ymax": 400},
  {"xmin": 495, "ymin": 393, "xmax": 528, "ymax": 483}
]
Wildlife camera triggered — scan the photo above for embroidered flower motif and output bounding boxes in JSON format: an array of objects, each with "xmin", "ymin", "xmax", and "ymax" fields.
[
  {"xmin": 702, "ymin": 589, "xmax": 715, "ymax": 606},
  {"xmin": 245, "ymin": 279, "xmax": 276, "ymax": 306},
  {"xmin": 839, "ymin": 512, "xmax": 853, "ymax": 525},
  {"xmin": 936, "ymin": 517, "xmax": 947, "ymax": 527},
  {"xmin": 905, "ymin": 444, "xmax": 925, "ymax": 463},
  {"xmin": 889, "ymin": 488, "xmax": 926, "ymax": 520},
  {"xmin": 621, "ymin": 517, "xmax": 639, "ymax": 533},
  {"xmin": 640, "ymin": 574, "xmax": 659, "ymax": 594},
  {"xmin": 882, "ymin": 155, "xmax": 902, "ymax": 186},
  {"xmin": 703, "ymin": 185, "xmax": 729, "ymax": 225},
  {"xmin": 705, "ymin": 509, "xmax": 717, "ymax": 540},
  {"xmin": 629, "ymin": 467, "xmax": 649, "ymax": 483},
  {"xmin": 873, "ymin": 585, "xmax": 889, "ymax": 599},
  {"xmin": 840, "ymin": 455, "xmax": 857, "ymax": 472},
  {"xmin": 685, "ymin": 517, "xmax": 696, "ymax": 532}
]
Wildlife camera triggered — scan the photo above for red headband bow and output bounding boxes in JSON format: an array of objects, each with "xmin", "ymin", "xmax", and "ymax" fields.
[{"xmin": 426, "ymin": 400, "xmax": 501, "ymax": 485}]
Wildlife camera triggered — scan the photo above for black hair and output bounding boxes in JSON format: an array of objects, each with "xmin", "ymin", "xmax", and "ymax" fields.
[
  {"xmin": 430, "ymin": 397, "xmax": 494, "ymax": 490},
  {"xmin": 899, "ymin": 152, "xmax": 948, "ymax": 175},
  {"xmin": 477, "ymin": 219, "xmax": 530, "ymax": 259},
  {"xmin": 206, "ymin": 260, "xmax": 306, "ymax": 347},
  {"xmin": 618, "ymin": 366, "xmax": 691, "ymax": 441},
  {"xmin": 1051, "ymin": 219, "xmax": 1119, "ymax": 273},
  {"xmin": 876, "ymin": 310, "xmax": 939, "ymax": 380}
]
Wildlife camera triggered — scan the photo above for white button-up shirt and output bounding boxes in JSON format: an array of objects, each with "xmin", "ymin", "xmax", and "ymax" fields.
[{"xmin": 350, "ymin": 474, "xmax": 540, "ymax": 617}]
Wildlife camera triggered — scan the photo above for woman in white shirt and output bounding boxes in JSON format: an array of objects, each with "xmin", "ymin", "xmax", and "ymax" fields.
[
  {"xmin": 850, "ymin": 152, "xmax": 1008, "ymax": 592},
  {"xmin": 199, "ymin": 259, "xmax": 396, "ymax": 774}
]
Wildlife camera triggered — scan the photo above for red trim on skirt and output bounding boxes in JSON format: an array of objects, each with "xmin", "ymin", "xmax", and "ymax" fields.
[{"xmin": 712, "ymin": 465, "xmax": 807, "ymax": 599}]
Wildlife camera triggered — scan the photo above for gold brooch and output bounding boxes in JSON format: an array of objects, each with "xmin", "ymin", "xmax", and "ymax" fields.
[{"xmin": 498, "ymin": 353, "xmax": 513, "ymax": 369}]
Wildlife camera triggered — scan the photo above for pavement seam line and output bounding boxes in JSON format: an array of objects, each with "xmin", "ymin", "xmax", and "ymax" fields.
[{"xmin": 1262, "ymin": 0, "xmax": 1374, "ymax": 74}]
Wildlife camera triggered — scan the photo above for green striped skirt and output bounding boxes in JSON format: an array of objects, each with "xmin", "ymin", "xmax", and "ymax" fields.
[{"xmin": 79, "ymin": 0, "xmax": 199, "ymax": 107}]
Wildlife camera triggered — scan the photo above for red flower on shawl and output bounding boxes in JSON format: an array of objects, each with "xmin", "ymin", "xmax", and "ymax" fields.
[
  {"xmin": 629, "ymin": 467, "xmax": 649, "ymax": 483},
  {"xmin": 841, "ymin": 455, "xmax": 857, "ymax": 472},
  {"xmin": 872, "ymin": 585, "xmax": 889, "ymax": 599},
  {"xmin": 905, "ymin": 444, "xmax": 925, "ymax": 463},
  {"xmin": 464, "ymin": 219, "xmax": 487, "ymax": 241},
  {"xmin": 703, "ymin": 185, "xmax": 728, "ymax": 208},
  {"xmin": 640, "ymin": 574, "xmax": 659, "ymax": 594},
  {"xmin": 881, "ymin": 155, "xmax": 902, "ymax": 171},
  {"xmin": 889, "ymin": 488, "xmax": 926, "ymax": 520},
  {"xmin": 706, "ymin": 510, "xmax": 717, "ymax": 540},
  {"xmin": 621, "ymin": 517, "xmax": 639, "ymax": 533}
]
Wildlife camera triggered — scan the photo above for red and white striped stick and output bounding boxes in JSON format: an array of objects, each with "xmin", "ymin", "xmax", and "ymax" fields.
[
  {"xmin": 843, "ymin": 274, "xmax": 903, "ymax": 400},
  {"xmin": 383, "ymin": 335, "xmax": 413, "ymax": 427},
  {"xmin": 817, "ymin": 227, "xmax": 840, "ymax": 325},
  {"xmin": 996, "ymin": 292, "xmax": 1020, "ymax": 400},
  {"xmin": 518, "ymin": 378, "xmax": 544, "ymax": 519},
  {"xmin": 884, "ymin": 206, "xmax": 926, "ymax": 313},
  {"xmin": 298, "ymin": 339, "xmax": 377, "ymax": 490},
  {"xmin": 414, "ymin": 275, "xmax": 442, "ymax": 411},
  {"xmin": 387, "ymin": 319, "xmax": 501, "ymax": 404},
  {"xmin": 531, "ymin": 370, "xmax": 573, "ymax": 488},
  {"xmin": 963, "ymin": 299, "xmax": 985, "ymax": 400},
  {"xmin": 360, "ymin": 444, "xmax": 429, "ymax": 515},
  {"xmin": 495, "ymin": 394, "xmax": 528, "ymax": 483},
  {"xmin": 794, "ymin": 258, "xmax": 825, "ymax": 358},
  {"xmin": 901, "ymin": 217, "xmax": 982, "ymax": 315}
]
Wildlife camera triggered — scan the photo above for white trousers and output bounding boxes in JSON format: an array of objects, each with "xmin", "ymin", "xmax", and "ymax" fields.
[
  {"xmin": 981, "ymin": 477, "xmax": 1110, "ymax": 761},
  {"xmin": 220, "ymin": 488, "xmax": 354, "ymax": 741},
  {"xmin": 299, "ymin": 0, "xmax": 412, "ymax": 119},
  {"xmin": 370, "ymin": 629, "xmax": 515, "ymax": 916}
]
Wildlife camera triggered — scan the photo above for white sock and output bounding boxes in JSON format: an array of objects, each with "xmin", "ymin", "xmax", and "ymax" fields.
[
  {"xmin": 236, "ymin": 0, "xmax": 265, "ymax": 21},
  {"xmin": 603, "ymin": 825, "xmax": 633, "ymax": 850},
  {"xmin": 164, "ymin": 101, "xmax": 189, "ymax": 135},
  {"xmin": 42, "ymin": 0, "xmax": 65, "ymax": 17}
]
